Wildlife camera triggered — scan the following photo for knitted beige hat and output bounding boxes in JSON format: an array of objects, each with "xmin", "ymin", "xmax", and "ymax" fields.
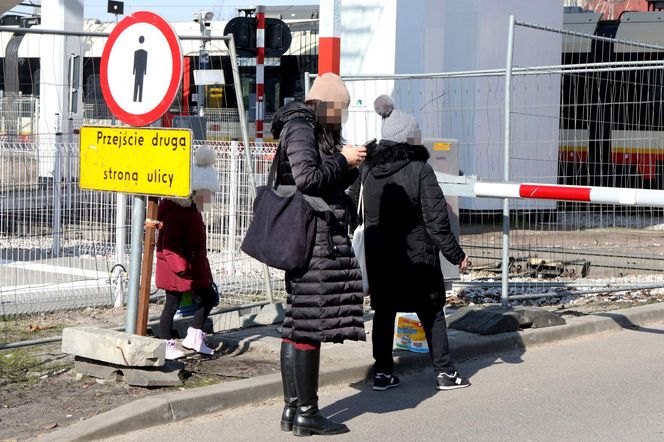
[{"xmin": 305, "ymin": 72, "xmax": 351, "ymax": 108}]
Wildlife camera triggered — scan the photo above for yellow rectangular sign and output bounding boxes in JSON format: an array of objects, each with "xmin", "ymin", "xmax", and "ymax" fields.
[
  {"xmin": 433, "ymin": 142, "xmax": 451, "ymax": 151},
  {"xmin": 79, "ymin": 126, "xmax": 192, "ymax": 197}
]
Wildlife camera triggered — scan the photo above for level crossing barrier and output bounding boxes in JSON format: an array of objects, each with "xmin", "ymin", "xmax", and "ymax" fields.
[{"xmin": 304, "ymin": 14, "xmax": 664, "ymax": 307}]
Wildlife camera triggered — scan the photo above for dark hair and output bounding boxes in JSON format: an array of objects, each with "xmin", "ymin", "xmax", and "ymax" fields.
[{"xmin": 306, "ymin": 101, "xmax": 345, "ymax": 155}]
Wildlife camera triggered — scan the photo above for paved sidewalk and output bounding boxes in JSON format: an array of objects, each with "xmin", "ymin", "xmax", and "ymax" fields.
[{"xmin": 39, "ymin": 302, "xmax": 664, "ymax": 441}]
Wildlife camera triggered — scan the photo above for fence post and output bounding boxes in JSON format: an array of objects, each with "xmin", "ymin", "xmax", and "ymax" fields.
[
  {"xmin": 52, "ymin": 119, "xmax": 62, "ymax": 257},
  {"xmin": 65, "ymin": 120, "xmax": 73, "ymax": 222},
  {"xmin": 227, "ymin": 34, "xmax": 274, "ymax": 303},
  {"xmin": 501, "ymin": 15, "xmax": 516, "ymax": 309},
  {"xmin": 115, "ymin": 193, "xmax": 126, "ymax": 264},
  {"xmin": 228, "ymin": 140, "xmax": 239, "ymax": 274},
  {"xmin": 113, "ymin": 192, "xmax": 127, "ymax": 308}
]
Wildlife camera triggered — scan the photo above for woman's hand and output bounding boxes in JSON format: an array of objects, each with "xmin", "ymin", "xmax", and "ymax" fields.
[
  {"xmin": 459, "ymin": 256, "xmax": 469, "ymax": 273},
  {"xmin": 341, "ymin": 144, "xmax": 367, "ymax": 168},
  {"xmin": 144, "ymin": 219, "xmax": 163, "ymax": 229}
]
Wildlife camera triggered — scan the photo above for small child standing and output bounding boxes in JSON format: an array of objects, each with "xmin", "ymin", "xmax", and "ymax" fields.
[{"xmin": 155, "ymin": 146, "xmax": 219, "ymax": 360}]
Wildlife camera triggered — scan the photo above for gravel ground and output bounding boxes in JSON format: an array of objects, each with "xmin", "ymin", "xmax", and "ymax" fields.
[{"xmin": 0, "ymin": 305, "xmax": 281, "ymax": 442}]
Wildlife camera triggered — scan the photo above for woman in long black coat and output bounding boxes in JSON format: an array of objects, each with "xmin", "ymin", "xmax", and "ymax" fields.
[
  {"xmin": 362, "ymin": 95, "xmax": 470, "ymax": 392},
  {"xmin": 270, "ymin": 73, "xmax": 367, "ymax": 437}
]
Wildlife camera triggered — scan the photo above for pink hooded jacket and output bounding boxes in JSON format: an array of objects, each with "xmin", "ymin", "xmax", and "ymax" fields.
[{"xmin": 154, "ymin": 198, "xmax": 213, "ymax": 292}]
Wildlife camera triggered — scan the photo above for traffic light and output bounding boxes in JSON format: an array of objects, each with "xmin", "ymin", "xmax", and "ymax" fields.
[{"xmin": 223, "ymin": 17, "xmax": 292, "ymax": 57}]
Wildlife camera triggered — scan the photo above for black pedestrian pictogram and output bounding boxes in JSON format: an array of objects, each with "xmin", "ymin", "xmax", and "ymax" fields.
[{"xmin": 133, "ymin": 36, "xmax": 148, "ymax": 102}]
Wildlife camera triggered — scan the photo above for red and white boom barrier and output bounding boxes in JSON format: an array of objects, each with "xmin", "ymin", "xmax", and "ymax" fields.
[
  {"xmin": 319, "ymin": 0, "xmax": 341, "ymax": 75},
  {"xmin": 255, "ymin": 5, "xmax": 265, "ymax": 142},
  {"xmin": 438, "ymin": 174, "xmax": 664, "ymax": 208},
  {"xmin": 475, "ymin": 182, "xmax": 664, "ymax": 207}
]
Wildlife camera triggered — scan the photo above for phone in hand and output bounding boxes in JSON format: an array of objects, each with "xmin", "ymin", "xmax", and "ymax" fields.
[{"xmin": 363, "ymin": 138, "xmax": 377, "ymax": 148}]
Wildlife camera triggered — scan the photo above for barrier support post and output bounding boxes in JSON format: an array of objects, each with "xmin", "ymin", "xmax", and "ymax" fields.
[{"xmin": 501, "ymin": 15, "xmax": 516, "ymax": 309}]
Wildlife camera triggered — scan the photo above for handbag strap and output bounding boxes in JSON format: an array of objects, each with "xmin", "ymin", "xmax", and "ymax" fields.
[
  {"xmin": 266, "ymin": 141, "xmax": 283, "ymax": 189},
  {"xmin": 357, "ymin": 183, "xmax": 364, "ymax": 221},
  {"xmin": 357, "ymin": 166, "xmax": 371, "ymax": 222}
]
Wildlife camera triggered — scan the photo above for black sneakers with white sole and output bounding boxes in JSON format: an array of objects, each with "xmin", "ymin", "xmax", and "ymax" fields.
[
  {"xmin": 436, "ymin": 371, "xmax": 470, "ymax": 390},
  {"xmin": 373, "ymin": 373, "xmax": 400, "ymax": 391}
]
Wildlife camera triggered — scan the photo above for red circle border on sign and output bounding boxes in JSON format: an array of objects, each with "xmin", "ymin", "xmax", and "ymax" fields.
[{"xmin": 100, "ymin": 11, "xmax": 182, "ymax": 127}]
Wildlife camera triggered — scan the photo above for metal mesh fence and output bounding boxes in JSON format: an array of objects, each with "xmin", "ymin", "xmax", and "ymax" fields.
[
  {"xmin": 0, "ymin": 26, "xmax": 296, "ymax": 329},
  {"xmin": 4, "ymin": 15, "xmax": 664, "ymax": 328},
  {"xmin": 0, "ymin": 93, "xmax": 39, "ymax": 140},
  {"xmin": 338, "ymin": 17, "xmax": 664, "ymax": 302},
  {"xmin": 0, "ymin": 139, "xmax": 284, "ymax": 321}
]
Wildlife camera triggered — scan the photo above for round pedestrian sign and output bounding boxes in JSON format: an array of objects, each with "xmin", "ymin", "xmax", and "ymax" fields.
[{"xmin": 100, "ymin": 11, "xmax": 182, "ymax": 127}]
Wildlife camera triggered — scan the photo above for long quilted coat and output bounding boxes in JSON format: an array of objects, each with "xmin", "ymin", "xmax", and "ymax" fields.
[
  {"xmin": 362, "ymin": 141, "xmax": 466, "ymax": 312},
  {"xmin": 270, "ymin": 102, "xmax": 366, "ymax": 343}
]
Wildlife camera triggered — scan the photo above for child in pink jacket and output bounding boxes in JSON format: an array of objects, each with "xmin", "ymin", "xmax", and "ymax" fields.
[{"xmin": 155, "ymin": 146, "xmax": 219, "ymax": 359}]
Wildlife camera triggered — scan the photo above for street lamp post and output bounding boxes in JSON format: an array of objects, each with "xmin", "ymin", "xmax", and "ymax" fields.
[{"xmin": 193, "ymin": 10, "xmax": 214, "ymax": 116}]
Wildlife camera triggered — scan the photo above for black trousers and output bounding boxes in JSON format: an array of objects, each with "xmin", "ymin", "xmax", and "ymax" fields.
[
  {"xmin": 159, "ymin": 286, "xmax": 216, "ymax": 340},
  {"xmin": 372, "ymin": 302, "xmax": 453, "ymax": 375}
]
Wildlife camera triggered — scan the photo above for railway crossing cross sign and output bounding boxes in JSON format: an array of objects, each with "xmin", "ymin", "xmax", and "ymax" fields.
[{"xmin": 100, "ymin": 11, "xmax": 183, "ymax": 126}]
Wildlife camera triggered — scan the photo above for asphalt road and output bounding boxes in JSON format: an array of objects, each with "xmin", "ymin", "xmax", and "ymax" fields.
[{"xmin": 101, "ymin": 323, "xmax": 664, "ymax": 442}]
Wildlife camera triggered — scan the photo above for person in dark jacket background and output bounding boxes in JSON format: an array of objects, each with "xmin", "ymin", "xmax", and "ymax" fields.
[
  {"xmin": 363, "ymin": 95, "xmax": 470, "ymax": 392},
  {"xmin": 271, "ymin": 73, "xmax": 367, "ymax": 437},
  {"xmin": 155, "ymin": 146, "xmax": 219, "ymax": 360}
]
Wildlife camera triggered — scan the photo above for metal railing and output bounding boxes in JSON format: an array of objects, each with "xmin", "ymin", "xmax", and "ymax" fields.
[
  {"xmin": 302, "ymin": 15, "xmax": 664, "ymax": 307},
  {"xmin": 5, "ymin": 15, "xmax": 664, "ymax": 337},
  {"xmin": 0, "ymin": 139, "xmax": 284, "ymax": 319}
]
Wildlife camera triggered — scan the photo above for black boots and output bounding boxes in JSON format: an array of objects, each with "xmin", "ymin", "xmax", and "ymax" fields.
[
  {"xmin": 279, "ymin": 341, "xmax": 349, "ymax": 436},
  {"xmin": 280, "ymin": 341, "xmax": 298, "ymax": 431},
  {"xmin": 291, "ymin": 347, "xmax": 349, "ymax": 437}
]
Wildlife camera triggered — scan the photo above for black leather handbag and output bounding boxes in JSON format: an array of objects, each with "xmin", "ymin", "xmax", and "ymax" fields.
[{"xmin": 241, "ymin": 144, "xmax": 324, "ymax": 273}]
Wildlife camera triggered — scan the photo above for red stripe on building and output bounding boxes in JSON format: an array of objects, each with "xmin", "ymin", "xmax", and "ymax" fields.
[
  {"xmin": 519, "ymin": 184, "xmax": 592, "ymax": 202},
  {"xmin": 559, "ymin": 150, "xmax": 588, "ymax": 163},
  {"xmin": 318, "ymin": 37, "xmax": 340, "ymax": 75}
]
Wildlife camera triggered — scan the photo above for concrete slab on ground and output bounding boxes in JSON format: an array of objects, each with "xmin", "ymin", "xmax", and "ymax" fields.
[
  {"xmin": 74, "ymin": 356, "xmax": 184, "ymax": 387},
  {"xmin": 62, "ymin": 326, "xmax": 165, "ymax": 367},
  {"xmin": 447, "ymin": 305, "xmax": 566, "ymax": 334}
]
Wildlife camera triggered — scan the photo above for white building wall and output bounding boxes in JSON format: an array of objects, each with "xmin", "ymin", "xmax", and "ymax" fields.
[
  {"xmin": 38, "ymin": 0, "xmax": 84, "ymax": 178},
  {"xmin": 340, "ymin": 0, "xmax": 563, "ymax": 210}
]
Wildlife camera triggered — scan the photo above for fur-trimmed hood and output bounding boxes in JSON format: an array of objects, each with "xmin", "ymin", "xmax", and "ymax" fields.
[{"xmin": 365, "ymin": 140, "xmax": 429, "ymax": 177}]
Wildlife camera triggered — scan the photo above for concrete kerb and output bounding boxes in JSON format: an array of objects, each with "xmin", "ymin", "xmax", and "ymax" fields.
[{"xmin": 39, "ymin": 302, "xmax": 664, "ymax": 442}]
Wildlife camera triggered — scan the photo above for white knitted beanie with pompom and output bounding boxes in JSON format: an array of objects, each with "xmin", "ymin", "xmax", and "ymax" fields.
[{"xmin": 191, "ymin": 145, "xmax": 220, "ymax": 192}]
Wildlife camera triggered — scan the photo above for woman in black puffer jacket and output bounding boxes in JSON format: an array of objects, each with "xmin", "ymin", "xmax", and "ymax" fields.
[
  {"xmin": 362, "ymin": 95, "xmax": 470, "ymax": 393},
  {"xmin": 270, "ymin": 73, "xmax": 367, "ymax": 437}
]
